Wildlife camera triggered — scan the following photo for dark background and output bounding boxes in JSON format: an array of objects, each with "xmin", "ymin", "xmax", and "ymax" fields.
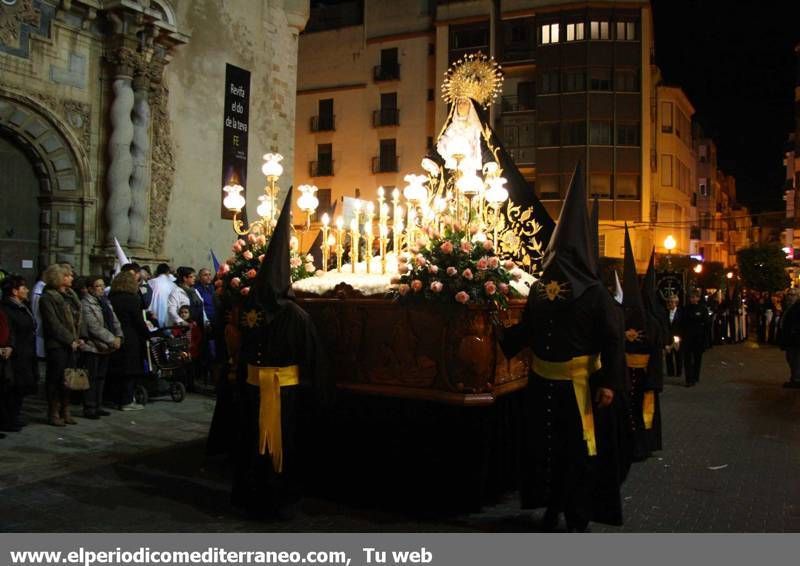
[{"xmin": 651, "ymin": 0, "xmax": 800, "ymax": 213}]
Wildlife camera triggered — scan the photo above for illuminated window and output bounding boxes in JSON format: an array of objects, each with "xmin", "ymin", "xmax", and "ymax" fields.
[
  {"xmin": 661, "ymin": 155, "xmax": 673, "ymax": 186},
  {"xmin": 661, "ymin": 101, "xmax": 673, "ymax": 133},
  {"xmin": 541, "ymin": 23, "xmax": 559, "ymax": 44},
  {"xmin": 590, "ymin": 174, "xmax": 612, "ymax": 198},
  {"xmin": 616, "ymin": 21, "xmax": 637, "ymax": 40},
  {"xmin": 616, "ymin": 175, "xmax": 640, "ymax": 199},
  {"xmin": 590, "ymin": 20, "xmax": 610, "ymax": 40},
  {"xmin": 566, "ymin": 22, "xmax": 584, "ymax": 41}
]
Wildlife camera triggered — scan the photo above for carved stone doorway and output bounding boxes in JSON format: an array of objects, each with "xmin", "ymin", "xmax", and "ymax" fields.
[{"xmin": 0, "ymin": 135, "xmax": 40, "ymax": 279}]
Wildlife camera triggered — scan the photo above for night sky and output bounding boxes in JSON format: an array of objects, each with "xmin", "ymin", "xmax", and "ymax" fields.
[{"xmin": 651, "ymin": 0, "xmax": 800, "ymax": 213}]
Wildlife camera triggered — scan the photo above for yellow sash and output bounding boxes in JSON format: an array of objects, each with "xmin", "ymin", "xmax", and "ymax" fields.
[
  {"xmin": 625, "ymin": 353, "xmax": 650, "ymax": 369},
  {"xmin": 642, "ymin": 391, "xmax": 655, "ymax": 430},
  {"xmin": 532, "ymin": 354, "xmax": 602, "ymax": 457},
  {"xmin": 246, "ymin": 364, "xmax": 300, "ymax": 473}
]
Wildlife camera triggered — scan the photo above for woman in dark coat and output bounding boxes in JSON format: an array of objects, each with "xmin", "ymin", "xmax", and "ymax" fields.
[
  {"xmin": 109, "ymin": 271, "xmax": 150, "ymax": 410},
  {"xmin": 1, "ymin": 275, "xmax": 39, "ymax": 431},
  {"xmin": 39, "ymin": 264, "xmax": 82, "ymax": 426}
]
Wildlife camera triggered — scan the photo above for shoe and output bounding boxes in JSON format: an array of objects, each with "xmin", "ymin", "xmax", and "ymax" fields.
[
  {"xmin": 97, "ymin": 409, "xmax": 112, "ymax": 416},
  {"xmin": 83, "ymin": 412, "xmax": 100, "ymax": 420},
  {"xmin": 49, "ymin": 416, "xmax": 66, "ymax": 427},
  {"xmin": 120, "ymin": 403, "xmax": 144, "ymax": 411}
]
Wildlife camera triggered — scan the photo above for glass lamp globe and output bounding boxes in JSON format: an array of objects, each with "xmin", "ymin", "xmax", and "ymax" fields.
[
  {"xmin": 456, "ymin": 171, "xmax": 484, "ymax": 196},
  {"xmin": 223, "ymin": 184, "xmax": 246, "ymax": 212},
  {"xmin": 485, "ymin": 177, "xmax": 509, "ymax": 204},
  {"xmin": 256, "ymin": 194, "xmax": 273, "ymax": 218},
  {"xmin": 262, "ymin": 153, "xmax": 284, "ymax": 178},
  {"xmin": 297, "ymin": 184, "xmax": 319, "ymax": 213}
]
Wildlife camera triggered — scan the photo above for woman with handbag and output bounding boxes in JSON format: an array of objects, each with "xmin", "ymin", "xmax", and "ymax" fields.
[
  {"xmin": 109, "ymin": 270, "xmax": 150, "ymax": 411},
  {"xmin": 39, "ymin": 264, "xmax": 83, "ymax": 426},
  {"xmin": 81, "ymin": 276, "xmax": 123, "ymax": 419},
  {"xmin": 1, "ymin": 275, "xmax": 40, "ymax": 432}
]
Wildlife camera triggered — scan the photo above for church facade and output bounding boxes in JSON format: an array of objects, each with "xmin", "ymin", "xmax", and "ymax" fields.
[{"xmin": 0, "ymin": 0, "xmax": 308, "ymax": 278}]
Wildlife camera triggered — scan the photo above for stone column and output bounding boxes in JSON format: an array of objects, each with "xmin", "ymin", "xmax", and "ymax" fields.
[
  {"xmin": 129, "ymin": 64, "xmax": 151, "ymax": 247},
  {"xmin": 105, "ymin": 47, "xmax": 137, "ymax": 245}
]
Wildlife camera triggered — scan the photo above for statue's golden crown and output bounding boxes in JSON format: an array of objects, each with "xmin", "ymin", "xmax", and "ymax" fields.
[{"xmin": 441, "ymin": 52, "xmax": 504, "ymax": 108}]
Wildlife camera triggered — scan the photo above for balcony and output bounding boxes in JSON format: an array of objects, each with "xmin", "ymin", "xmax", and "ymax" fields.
[
  {"xmin": 372, "ymin": 155, "xmax": 399, "ymax": 174},
  {"xmin": 373, "ymin": 108, "xmax": 400, "ymax": 127},
  {"xmin": 501, "ymin": 95, "xmax": 535, "ymax": 113},
  {"xmin": 310, "ymin": 115, "xmax": 336, "ymax": 132},
  {"xmin": 309, "ymin": 160, "xmax": 334, "ymax": 177},
  {"xmin": 373, "ymin": 64, "xmax": 400, "ymax": 82}
]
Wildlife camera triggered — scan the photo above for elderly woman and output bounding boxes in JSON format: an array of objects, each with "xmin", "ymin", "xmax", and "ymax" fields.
[
  {"xmin": 81, "ymin": 276, "xmax": 122, "ymax": 419},
  {"xmin": 1, "ymin": 275, "xmax": 39, "ymax": 432},
  {"xmin": 109, "ymin": 270, "xmax": 150, "ymax": 411},
  {"xmin": 39, "ymin": 264, "xmax": 83, "ymax": 426}
]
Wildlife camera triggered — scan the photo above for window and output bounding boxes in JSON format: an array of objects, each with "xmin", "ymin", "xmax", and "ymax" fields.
[
  {"xmin": 313, "ymin": 98, "xmax": 334, "ymax": 131},
  {"xmin": 699, "ymin": 144, "xmax": 707, "ymax": 162},
  {"xmin": 661, "ymin": 101, "xmax": 673, "ymax": 133},
  {"xmin": 616, "ymin": 123, "xmax": 640, "ymax": 146},
  {"xmin": 615, "ymin": 175, "xmax": 640, "ymax": 199},
  {"xmin": 562, "ymin": 68, "xmax": 586, "ymax": 92},
  {"xmin": 316, "ymin": 143, "xmax": 333, "ymax": 176},
  {"xmin": 426, "ymin": 136, "xmax": 433, "ymax": 150},
  {"xmin": 538, "ymin": 122, "xmax": 560, "ymax": 146},
  {"xmin": 590, "ymin": 68, "xmax": 612, "ymax": 91},
  {"xmin": 537, "ymin": 175, "xmax": 561, "ymax": 199},
  {"xmin": 589, "ymin": 121, "xmax": 612, "ymax": 145},
  {"xmin": 540, "ymin": 71, "xmax": 560, "ymax": 94},
  {"xmin": 566, "ymin": 22, "xmax": 585, "ymax": 41},
  {"xmin": 590, "ymin": 174, "xmax": 612, "ymax": 198},
  {"xmin": 517, "ymin": 81, "xmax": 536, "ymax": 108},
  {"xmin": 700, "ymin": 212, "xmax": 712, "ymax": 230},
  {"xmin": 615, "ymin": 69, "xmax": 639, "ymax": 92},
  {"xmin": 590, "ymin": 20, "xmax": 609, "ymax": 40},
  {"xmin": 374, "ymin": 139, "xmax": 398, "ymax": 173},
  {"xmin": 540, "ymin": 23, "xmax": 560, "ymax": 45},
  {"xmin": 511, "ymin": 21, "xmax": 530, "ymax": 42},
  {"xmin": 698, "ymin": 177, "xmax": 708, "ymax": 196},
  {"xmin": 616, "ymin": 21, "xmax": 636, "ymax": 40},
  {"xmin": 316, "ymin": 188, "xmax": 332, "ymax": 218},
  {"xmin": 563, "ymin": 121, "xmax": 586, "ymax": 145},
  {"xmin": 375, "ymin": 48, "xmax": 400, "ymax": 81},
  {"xmin": 661, "ymin": 155, "xmax": 673, "ymax": 186}
]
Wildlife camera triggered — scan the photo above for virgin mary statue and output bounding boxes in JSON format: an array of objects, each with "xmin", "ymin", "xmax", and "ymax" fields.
[{"xmin": 427, "ymin": 53, "xmax": 555, "ymax": 273}]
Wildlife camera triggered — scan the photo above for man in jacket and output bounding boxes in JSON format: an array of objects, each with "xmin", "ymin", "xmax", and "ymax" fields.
[
  {"xmin": 665, "ymin": 294, "xmax": 683, "ymax": 377},
  {"xmin": 679, "ymin": 289, "xmax": 711, "ymax": 387}
]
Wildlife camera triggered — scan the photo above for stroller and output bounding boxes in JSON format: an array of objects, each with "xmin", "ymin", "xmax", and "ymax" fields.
[{"xmin": 133, "ymin": 326, "xmax": 190, "ymax": 405}]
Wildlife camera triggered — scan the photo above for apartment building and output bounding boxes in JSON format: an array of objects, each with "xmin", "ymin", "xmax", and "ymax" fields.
[
  {"xmin": 295, "ymin": 0, "xmax": 674, "ymax": 263},
  {"xmin": 783, "ymin": 42, "xmax": 800, "ymax": 256}
]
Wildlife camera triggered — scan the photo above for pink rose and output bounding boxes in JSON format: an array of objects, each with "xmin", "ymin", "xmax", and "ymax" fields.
[
  {"xmin": 428, "ymin": 264, "xmax": 439, "ymax": 274},
  {"xmin": 411, "ymin": 279, "xmax": 423, "ymax": 292},
  {"xmin": 476, "ymin": 257, "xmax": 488, "ymax": 271},
  {"xmin": 232, "ymin": 242, "xmax": 242, "ymax": 254},
  {"xmin": 219, "ymin": 263, "xmax": 231, "ymax": 274},
  {"xmin": 440, "ymin": 241, "xmax": 454, "ymax": 255},
  {"xmin": 488, "ymin": 256, "xmax": 500, "ymax": 270},
  {"xmin": 455, "ymin": 291, "xmax": 470, "ymax": 304},
  {"xmin": 484, "ymin": 281, "xmax": 497, "ymax": 296},
  {"xmin": 460, "ymin": 241, "xmax": 473, "ymax": 253},
  {"xmin": 499, "ymin": 283, "xmax": 509, "ymax": 295},
  {"xmin": 483, "ymin": 240, "xmax": 494, "ymax": 251},
  {"xmin": 237, "ymin": 239, "xmax": 246, "ymax": 247},
  {"xmin": 247, "ymin": 233, "xmax": 257, "ymax": 244},
  {"xmin": 399, "ymin": 255, "xmax": 409, "ymax": 264},
  {"xmin": 462, "ymin": 268, "xmax": 473, "ymax": 280},
  {"xmin": 416, "ymin": 255, "xmax": 427, "ymax": 267},
  {"xmin": 290, "ymin": 257, "xmax": 302, "ymax": 268},
  {"xmin": 258, "ymin": 254, "xmax": 265, "ymax": 263},
  {"xmin": 240, "ymin": 286, "xmax": 250, "ymax": 296},
  {"xmin": 226, "ymin": 257, "xmax": 236, "ymax": 266},
  {"xmin": 469, "ymin": 224, "xmax": 479, "ymax": 235},
  {"xmin": 230, "ymin": 277, "xmax": 241, "ymax": 289},
  {"xmin": 246, "ymin": 269, "xmax": 257, "ymax": 279},
  {"xmin": 430, "ymin": 281, "xmax": 443, "ymax": 293},
  {"xmin": 398, "ymin": 263, "xmax": 410, "ymax": 275},
  {"xmin": 447, "ymin": 266, "xmax": 458, "ymax": 277},
  {"xmin": 305, "ymin": 262, "xmax": 316, "ymax": 273},
  {"xmin": 257, "ymin": 235, "xmax": 267, "ymax": 246},
  {"xmin": 398, "ymin": 284, "xmax": 410, "ymax": 296},
  {"xmin": 243, "ymin": 250, "xmax": 254, "ymax": 260},
  {"xmin": 504, "ymin": 260, "xmax": 516, "ymax": 270}
]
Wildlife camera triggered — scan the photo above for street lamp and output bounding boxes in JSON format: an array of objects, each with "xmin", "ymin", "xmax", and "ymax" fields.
[
  {"xmin": 726, "ymin": 271, "xmax": 734, "ymax": 280},
  {"xmin": 664, "ymin": 234, "xmax": 676, "ymax": 270},
  {"xmin": 693, "ymin": 264, "xmax": 703, "ymax": 274}
]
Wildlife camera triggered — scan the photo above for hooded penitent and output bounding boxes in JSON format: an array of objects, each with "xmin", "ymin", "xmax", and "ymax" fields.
[
  {"xmin": 252, "ymin": 186, "xmax": 295, "ymax": 318},
  {"xmin": 622, "ymin": 224, "xmax": 647, "ymax": 354},
  {"xmin": 538, "ymin": 161, "xmax": 599, "ymax": 301}
]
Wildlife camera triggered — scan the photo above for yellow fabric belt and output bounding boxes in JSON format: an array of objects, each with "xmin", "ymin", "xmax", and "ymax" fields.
[
  {"xmin": 246, "ymin": 364, "xmax": 300, "ymax": 473},
  {"xmin": 532, "ymin": 353, "xmax": 602, "ymax": 457},
  {"xmin": 626, "ymin": 353, "xmax": 650, "ymax": 369},
  {"xmin": 643, "ymin": 391, "xmax": 655, "ymax": 430}
]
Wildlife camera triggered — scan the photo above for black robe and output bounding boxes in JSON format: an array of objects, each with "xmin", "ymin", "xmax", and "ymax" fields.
[
  {"xmin": 231, "ymin": 300, "xmax": 328, "ymax": 516},
  {"xmin": 501, "ymin": 283, "xmax": 626, "ymax": 526},
  {"xmin": 1, "ymin": 298, "xmax": 39, "ymax": 395}
]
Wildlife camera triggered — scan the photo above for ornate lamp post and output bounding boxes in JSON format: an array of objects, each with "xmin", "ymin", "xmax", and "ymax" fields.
[{"xmin": 223, "ymin": 153, "xmax": 285, "ymax": 236}]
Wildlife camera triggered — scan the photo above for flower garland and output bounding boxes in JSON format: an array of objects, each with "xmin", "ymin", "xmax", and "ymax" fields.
[
  {"xmin": 395, "ymin": 225, "xmax": 523, "ymax": 309},
  {"xmin": 215, "ymin": 232, "xmax": 315, "ymax": 300}
]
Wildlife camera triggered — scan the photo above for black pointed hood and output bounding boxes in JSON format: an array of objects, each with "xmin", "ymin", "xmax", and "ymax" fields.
[
  {"xmin": 254, "ymin": 186, "xmax": 294, "ymax": 313},
  {"xmin": 540, "ymin": 161, "xmax": 599, "ymax": 300},
  {"xmin": 641, "ymin": 248, "xmax": 663, "ymax": 317},
  {"xmin": 613, "ymin": 270, "xmax": 624, "ymax": 304},
  {"xmin": 622, "ymin": 224, "xmax": 646, "ymax": 333},
  {"xmin": 591, "ymin": 195, "xmax": 600, "ymax": 274}
]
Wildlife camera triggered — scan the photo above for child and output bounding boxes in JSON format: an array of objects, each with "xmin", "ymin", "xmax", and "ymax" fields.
[{"xmin": 175, "ymin": 305, "xmax": 202, "ymax": 391}]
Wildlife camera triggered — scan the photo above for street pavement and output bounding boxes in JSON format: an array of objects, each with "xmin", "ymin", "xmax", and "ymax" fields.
[{"xmin": 1, "ymin": 340, "xmax": 799, "ymax": 532}]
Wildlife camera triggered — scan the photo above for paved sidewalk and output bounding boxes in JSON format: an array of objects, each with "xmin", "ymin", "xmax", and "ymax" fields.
[{"xmin": 1, "ymin": 340, "xmax": 799, "ymax": 532}]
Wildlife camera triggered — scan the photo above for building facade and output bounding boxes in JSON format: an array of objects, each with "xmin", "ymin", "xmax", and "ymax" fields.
[
  {"xmin": 0, "ymin": 0, "xmax": 309, "ymax": 278},
  {"xmin": 783, "ymin": 42, "xmax": 800, "ymax": 257}
]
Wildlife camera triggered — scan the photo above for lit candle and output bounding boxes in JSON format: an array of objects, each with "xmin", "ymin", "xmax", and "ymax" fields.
[
  {"xmin": 407, "ymin": 207, "xmax": 416, "ymax": 249},
  {"xmin": 379, "ymin": 224, "xmax": 388, "ymax": 275},
  {"xmin": 335, "ymin": 216, "xmax": 344, "ymax": 272},
  {"xmin": 392, "ymin": 188, "xmax": 402, "ymax": 254},
  {"xmin": 350, "ymin": 218, "xmax": 359, "ymax": 273},
  {"xmin": 321, "ymin": 213, "xmax": 330, "ymax": 272},
  {"xmin": 364, "ymin": 221, "xmax": 374, "ymax": 274}
]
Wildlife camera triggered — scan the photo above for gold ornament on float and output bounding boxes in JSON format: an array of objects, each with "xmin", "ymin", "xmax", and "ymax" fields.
[{"xmin": 441, "ymin": 52, "xmax": 504, "ymax": 108}]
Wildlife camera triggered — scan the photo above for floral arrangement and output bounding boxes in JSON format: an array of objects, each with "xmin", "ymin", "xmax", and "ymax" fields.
[
  {"xmin": 394, "ymin": 224, "xmax": 523, "ymax": 309},
  {"xmin": 215, "ymin": 232, "xmax": 316, "ymax": 300}
]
